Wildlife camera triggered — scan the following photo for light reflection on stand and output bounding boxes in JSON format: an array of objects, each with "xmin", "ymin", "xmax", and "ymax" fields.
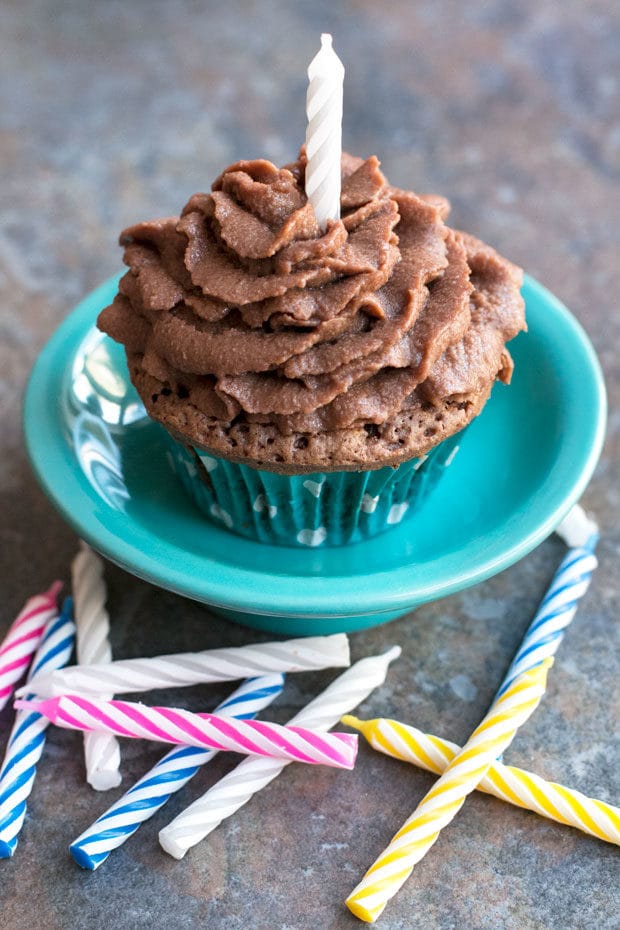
[{"xmin": 61, "ymin": 330, "xmax": 148, "ymax": 511}]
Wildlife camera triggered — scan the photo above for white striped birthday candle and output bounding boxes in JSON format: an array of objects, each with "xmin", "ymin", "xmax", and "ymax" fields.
[
  {"xmin": 72, "ymin": 542, "xmax": 122, "ymax": 790},
  {"xmin": 22, "ymin": 633, "xmax": 350, "ymax": 698}
]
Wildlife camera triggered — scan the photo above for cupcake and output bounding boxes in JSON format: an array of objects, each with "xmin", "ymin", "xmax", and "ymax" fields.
[{"xmin": 98, "ymin": 152, "xmax": 525, "ymax": 547}]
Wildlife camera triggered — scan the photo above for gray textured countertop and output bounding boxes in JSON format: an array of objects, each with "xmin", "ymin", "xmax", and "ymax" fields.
[{"xmin": 1, "ymin": 2, "xmax": 618, "ymax": 928}]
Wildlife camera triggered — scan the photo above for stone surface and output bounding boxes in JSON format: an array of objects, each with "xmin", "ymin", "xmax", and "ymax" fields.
[{"xmin": 0, "ymin": 1, "xmax": 619, "ymax": 928}]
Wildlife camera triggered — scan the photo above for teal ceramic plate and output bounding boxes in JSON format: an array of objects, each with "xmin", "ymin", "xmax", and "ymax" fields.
[{"xmin": 24, "ymin": 275, "xmax": 606, "ymax": 635}]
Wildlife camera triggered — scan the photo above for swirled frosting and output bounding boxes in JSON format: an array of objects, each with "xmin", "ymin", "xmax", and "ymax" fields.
[{"xmin": 98, "ymin": 152, "xmax": 525, "ymax": 472}]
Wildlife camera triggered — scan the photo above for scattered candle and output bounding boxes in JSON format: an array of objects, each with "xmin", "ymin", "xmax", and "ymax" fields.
[
  {"xmin": 0, "ymin": 581, "xmax": 61, "ymax": 712},
  {"xmin": 345, "ymin": 714, "xmax": 620, "ymax": 848},
  {"xmin": 495, "ymin": 504, "xmax": 598, "ymax": 698},
  {"xmin": 22, "ymin": 633, "xmax": 350, "ymax": 698},
  {"xmin": 0, "ymin": 598, "xmax": 75, "ymax": 857},
  {"xmin": 16, "ymin": 695, "xmax": 358, "ymax": 770},
  {"xmin": 72, "ymin": 543, "xmax": 121, "ymax": 791},
  {"xmin": 345, "ymin": 660, "xmax": 552, "ymax": 923}
]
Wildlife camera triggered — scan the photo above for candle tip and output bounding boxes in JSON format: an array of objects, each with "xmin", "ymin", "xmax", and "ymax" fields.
[
  {"xmin": 321, "ymin": 33, "xmax": 333, "ymax": 47},
  {"xmin": 47, "ymin": 580, "xmax": 64, "ymax": 601},
  {"xmin": 14, "ymin": 698, "xmax": 36, "ymax": 712},
  {"xmin": 383, "ymin": 645, "xmax": 402, "ymax": 663},
  {"xmin": 87, "ymin": 768, "xmax": 123, "ymax": 791},
  {"xmin": 556, "ymin": 504, "xmax": 599, "ymax": 549}
]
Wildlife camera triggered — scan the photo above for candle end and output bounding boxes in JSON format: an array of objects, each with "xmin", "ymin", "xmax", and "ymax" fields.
[
  {"xmin": 159, "ymin": 827, "xmax": 189, "ymax": 860},
  {"xmin": 308, "ymin": 32, "xmax": 344, "ymax": 81},
  {"xmin": 0, "ymin": 838, "xmax": 17, "ymax": 859},
  {"xmin": 60, "ymin": 596, "xmax": 75, "ymax": 619},
  {"xmin": 14, "ymin": 670, "xmax": 55, "ymax": 698},
  {"xmin": 70, "ymin": 842, "xmax": 99, "ymax": 871},
  {"xmin": 14, "ymin": 697, "xmax": 39, "ymax": 713},
  {"xmin": 345, "ymin": 894, "xmax": 381, "ymax": 923},
  {"xmin": 383, "ymin": 645, "xmax": 402, "ymax": 664},
  {"xmin": 87, "ymin": 768, "xmax": 123, "ymax": 792},
  {"xmin": 47, "ymin": 580, "xmax": 64, "ymax": 602},
  {"xmin": 556, "ymin": 504, "xmax": 599, "ymax": 549}
]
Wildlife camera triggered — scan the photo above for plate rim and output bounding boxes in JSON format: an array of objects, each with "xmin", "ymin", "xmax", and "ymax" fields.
[{"xmin": 24, "ymin": 274, "xmax": 607, "ymax": 619}]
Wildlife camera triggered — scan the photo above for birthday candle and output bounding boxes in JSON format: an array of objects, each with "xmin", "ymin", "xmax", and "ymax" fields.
[
  {"xmin": 0, "ymin": 581, "xmax": 62, "ymax": 711},
  {"xmin": 495, "ymin": 504, "xmax": 598, "ymax": 698},
  {"xmin": 22, "ymin": 633, "xmax": 350, "ymax": 698},
  {"xmin": 344, "ymin": 715, "xmax": 620, "ymax": 847},
  {"xmin": 72, "ymin": 543, "xmax": 121, "ymax": 791},
  {"xmin": 159, "ymin": 647, "xmax": 401, "ymax": 860},
  {"xmin": 305, "ymin": 33, "xmax": 345, "ymax": 229},
  {"xmin": 69, "ymin": 674, "xmax": 284, "ymax": 870},
  {"xmin": 345, "ymin": 660, "xmax": 552, "ymax": 923},
  {"xmin": 16, "ymin": 695, "xmax": 358, "ymax": 769},
  {"xmin": 0, "ymin": 598, "xmax": 75, "ymax": 857}
]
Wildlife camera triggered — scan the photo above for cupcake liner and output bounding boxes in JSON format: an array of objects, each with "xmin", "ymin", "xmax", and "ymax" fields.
[{"xmin": 163, "ymin": 430, "xmax": 463, "ymax": 548}]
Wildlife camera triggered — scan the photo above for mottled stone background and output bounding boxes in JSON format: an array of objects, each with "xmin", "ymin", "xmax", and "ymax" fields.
[{"xmin": 1, "ymin": 1, "xmax": 619, "ymax": 928}]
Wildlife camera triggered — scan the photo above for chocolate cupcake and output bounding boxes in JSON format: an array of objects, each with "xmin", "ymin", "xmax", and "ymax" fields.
[{"xmin": 98, "ymin": 152, "xmax": 525, "ymax": 546}]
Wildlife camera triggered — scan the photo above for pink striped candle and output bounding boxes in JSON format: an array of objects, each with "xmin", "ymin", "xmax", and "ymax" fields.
[
  {"xmin": 0, "ymin": 582, "xmax": 62, "ymax": 712},
  {"xmin": 15, "ymin": 695, "xmax": 358, "ymax": 770}
]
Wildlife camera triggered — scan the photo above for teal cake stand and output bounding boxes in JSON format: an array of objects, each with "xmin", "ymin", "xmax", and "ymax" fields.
[{"xmin": 24, "ymin": 275, "xmax": 606, "ymax": 635}]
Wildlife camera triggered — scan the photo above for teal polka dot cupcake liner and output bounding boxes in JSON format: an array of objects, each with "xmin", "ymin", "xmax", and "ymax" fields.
[{"xmin": 163, "ymin": 430, "xmax": 463, "ymax": 548}]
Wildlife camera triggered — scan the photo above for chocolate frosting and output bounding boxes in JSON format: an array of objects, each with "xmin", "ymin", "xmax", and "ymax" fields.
[{"xmin": 98, "ymin": 152, "xmax": 525, "ymax": 472}]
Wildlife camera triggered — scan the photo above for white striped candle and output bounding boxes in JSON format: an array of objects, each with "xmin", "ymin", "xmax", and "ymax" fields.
[
  {"xmin": 72, "ymin": 542, "xmax": 121, "ymax": 791},
  {"xmin": 21, "ymin": 634, "xmax": 350, "ymax": 698},
  {"xmin": 305, "ymin": 33, "xmax": 345, "ymax": 229}
]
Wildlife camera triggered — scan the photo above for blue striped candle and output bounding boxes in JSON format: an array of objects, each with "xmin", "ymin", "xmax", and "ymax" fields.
[
  {"xmin": 496, "ymin": 505, "xmax": 598, "ymax": 698},
  {"xmin": 0, "ymin": 597, "xmax": 75, "ymax": 857}
]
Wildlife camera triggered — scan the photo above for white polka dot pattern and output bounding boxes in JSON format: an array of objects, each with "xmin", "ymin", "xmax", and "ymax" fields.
[{"xmin": 162, "ymin": 429, "xmax": 464, "ymax": 547}]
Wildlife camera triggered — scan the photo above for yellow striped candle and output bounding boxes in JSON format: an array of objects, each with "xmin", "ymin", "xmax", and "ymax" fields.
[
  {"xmin": 343, "ymin": 715, "xmax": 620, "ymax": 847},
  {"xmin": 345, "ymin": 659, "xmax": 552, "ymax": 923}
]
